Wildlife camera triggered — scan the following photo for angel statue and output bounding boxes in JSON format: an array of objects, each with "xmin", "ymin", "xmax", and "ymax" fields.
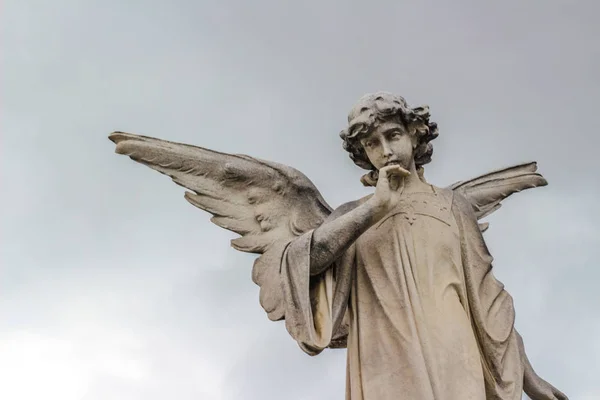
[{"xmin": 109, "ymin": 92, "xmax": 568, "ymax": 400}]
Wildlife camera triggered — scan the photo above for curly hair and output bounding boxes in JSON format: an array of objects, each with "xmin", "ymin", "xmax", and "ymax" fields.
[{"xmin": 339, "ymin": 92, "xmax": 439, "ymax": 185}]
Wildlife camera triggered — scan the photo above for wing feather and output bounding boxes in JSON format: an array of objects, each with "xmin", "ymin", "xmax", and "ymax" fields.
[
  {"xmin": 448, "ymin": 162, "xmax": 548, "ymax": 229},
  {"xmin": 112, "ymin": 131, "xmax": 551, "ymax": 331},
  {"xmin": 109, "ymin": 131, "xmax": 332, "ymax": 320}
]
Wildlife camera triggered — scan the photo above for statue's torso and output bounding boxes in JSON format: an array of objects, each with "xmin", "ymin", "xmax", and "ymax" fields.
[{"xmin": 345, "ymin": 189, "xmax": 486, "ymax": 400}]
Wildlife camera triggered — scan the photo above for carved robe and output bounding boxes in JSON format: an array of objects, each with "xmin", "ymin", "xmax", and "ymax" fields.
[{"xmin": 280, "ymin": 187, "xmax": 523, "ymax": 400}]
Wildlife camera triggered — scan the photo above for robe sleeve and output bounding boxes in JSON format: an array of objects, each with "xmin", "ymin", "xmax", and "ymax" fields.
[
  {"xmin": 280, "ymin": 230, "xmax": 354, "ymax": 356},
  {"xmin": 452, "ymin": 192, "xmax": 524, "ymax": 400}
]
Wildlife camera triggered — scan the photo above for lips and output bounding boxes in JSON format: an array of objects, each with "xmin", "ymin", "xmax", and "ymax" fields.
[{"xmin": 385, "ymin": 160, "xmax": 401, "ymax": 166}]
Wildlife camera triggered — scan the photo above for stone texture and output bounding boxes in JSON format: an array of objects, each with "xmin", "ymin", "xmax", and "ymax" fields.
[{"xmin": 109, "ymin": 91, "xmax": 568, "ymax": 400}]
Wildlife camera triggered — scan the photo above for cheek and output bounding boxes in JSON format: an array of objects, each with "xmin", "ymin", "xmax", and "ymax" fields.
[
  {"xmin": 392, "ymin": 137, "xmax": 413, "ymax": 156},
  {"xmin": 364, "ymin": 146, "xmax": 384, "ymax": 166}
]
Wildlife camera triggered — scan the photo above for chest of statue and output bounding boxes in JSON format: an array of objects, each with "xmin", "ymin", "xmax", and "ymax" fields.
[{"xmin": 363, "ymin": 189, "xmax": 458, "ymax": 244}]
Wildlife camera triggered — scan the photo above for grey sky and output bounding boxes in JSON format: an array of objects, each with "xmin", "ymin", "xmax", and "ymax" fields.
[{"xmin": 2, "ymin": 0, "xmax": 599, "ymax": 399}]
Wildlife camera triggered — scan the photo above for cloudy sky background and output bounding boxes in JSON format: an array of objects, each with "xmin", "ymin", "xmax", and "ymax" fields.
[{"xmin": 2, "ymin": 1, "xmax": 599, "ymax": 399}]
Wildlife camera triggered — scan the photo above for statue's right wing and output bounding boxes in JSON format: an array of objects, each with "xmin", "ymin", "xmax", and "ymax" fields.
[{"xmin": 109, "ymin": 132, "xmax": 333, "ymax": 321}]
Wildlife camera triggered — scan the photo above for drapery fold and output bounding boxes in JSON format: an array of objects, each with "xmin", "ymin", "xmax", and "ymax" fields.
[{"xmin": 279, "ymin": 189, "xmax": 524, "ymax": 399}]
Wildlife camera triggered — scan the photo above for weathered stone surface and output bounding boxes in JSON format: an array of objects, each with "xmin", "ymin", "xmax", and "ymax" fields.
[{"xmin": 110, "ymin": 91, "xmax": 567, "ymax": 400}]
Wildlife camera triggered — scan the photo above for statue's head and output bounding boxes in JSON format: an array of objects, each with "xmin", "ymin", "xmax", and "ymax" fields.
[{"xmin": 339, "ymin": 92, "xmax": 439, "ymax": 186}]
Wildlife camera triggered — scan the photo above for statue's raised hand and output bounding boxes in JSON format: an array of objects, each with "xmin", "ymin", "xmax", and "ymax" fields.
[{"xmin": 369, "ymin": 165, "xmax": 411, "ymax": 216}]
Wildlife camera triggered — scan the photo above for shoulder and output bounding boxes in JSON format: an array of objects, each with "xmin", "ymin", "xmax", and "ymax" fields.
[
  {"xmin": 428, "ymin": 185, "xmax": 457, "ymax": 206},
  {"xmin": 430, "ymin": 186, "xmax": 475, "ymax": 219},
  {"xmin": 442, "ymin": 187, "xmax": 479, "ymax": 223},
  {"xmin": 431, "ymin": 185, "xmax": 466, "ymax": 208}
]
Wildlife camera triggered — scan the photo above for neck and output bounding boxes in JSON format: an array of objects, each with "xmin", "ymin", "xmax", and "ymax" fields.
[{"xmin": 402, "ymin": 161, "xmax": 429, "ymax": 193}]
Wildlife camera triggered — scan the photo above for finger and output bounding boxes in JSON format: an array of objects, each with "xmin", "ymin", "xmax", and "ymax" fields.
[
  {"xmin": 377, "ymin": 169, "xmax": 389, "ymax": 185},
  {"xmin": 554, "ymin": 389, "xmax": 568, "ymax": 400},
  {"xmin": 378, "ymin": 165, "xmax": 391, "ymax": 179},
  {"xmin": 380, "ymin": 166, "xmax": 398, "ymax": 189},
  {"xmin": 380, "ymin": 166, "xmax": 409, "ymax": 192},
  {"xmin": 380, "ymin": 165, "xmax": 407, "ymax": 174},
  {"xmin": 385, "ymin": 165, "xmax": 411, "ymax": 178}
]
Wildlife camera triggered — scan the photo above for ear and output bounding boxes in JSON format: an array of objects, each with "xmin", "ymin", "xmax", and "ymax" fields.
[
  {"xmin": 412, "ymin": 135, "xmax": 418, "ymax": 150},
  {"xmin": 408, "ymin": 124, "xmax": 419, "ymax": 149}
]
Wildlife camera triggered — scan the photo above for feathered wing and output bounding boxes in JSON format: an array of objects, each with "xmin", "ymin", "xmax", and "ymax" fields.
[
  {"xmin": 447, "ymin": 162, "xmax": 548, "ymax": 232},
  {"xmin": 109, "ymin": 131, "xmax": 332, "ymax": 321}
]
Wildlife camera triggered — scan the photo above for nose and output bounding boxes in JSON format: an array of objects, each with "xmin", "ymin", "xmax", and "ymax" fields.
[{"xmin": 381, "ymin": 140, "xmax": 393, "ymax": 158}]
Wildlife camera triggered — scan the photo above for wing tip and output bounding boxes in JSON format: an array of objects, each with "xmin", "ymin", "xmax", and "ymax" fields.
[
  {"xmin": 523, "ymin": 161, "xmax": 550, "ymax": 187},
  {"xmin": 526, "ymin": 172, "xmax": 549, "ymax": 188},
  {"xmin": 108, "ymin": 131, "xmax": 148, "ymax": 146},
  {"xmin": 108, "ymin": 131, "xmax": 130, "ymax": 144},
  {"xmin": 109, "ymin": 131, "xmax": 160, "ymax": 157}
]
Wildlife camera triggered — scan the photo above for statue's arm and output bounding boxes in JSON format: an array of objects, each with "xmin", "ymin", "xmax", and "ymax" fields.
[
  {"xmin": 516, "ymin": 330, "xmax": 569, "ymax": 400},
  {"xmin": 517, "ymin": 330, "xmax": 542, "ymax": 388},
  {"xmin": 309, "ymin": 165, "xmax": 408, "ymax": 275},
  {"xmin": 309, "ymin": 197, "xmax": 381, "ymax": 276}
]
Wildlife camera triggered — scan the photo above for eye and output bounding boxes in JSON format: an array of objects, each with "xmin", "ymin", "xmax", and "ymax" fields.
[{"xmin": 389, "ymin": 130, "xmax": 402, "ymax": 139}]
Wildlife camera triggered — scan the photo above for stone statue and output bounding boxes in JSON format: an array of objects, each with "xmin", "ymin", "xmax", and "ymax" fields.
[{"xmin": 109, "ymin": 92, "xmax": 568, "ymax": 400}]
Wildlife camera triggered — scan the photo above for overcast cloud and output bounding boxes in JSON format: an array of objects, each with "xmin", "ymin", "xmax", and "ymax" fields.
[{"xmin": 2, "ymin": 1, "xmax": 599, "ymax": 399}]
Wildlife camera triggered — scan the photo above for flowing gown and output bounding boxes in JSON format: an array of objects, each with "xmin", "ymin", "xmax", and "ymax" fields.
[{"xmin": 280, "ymin": 187, "xmax": 524, "ymax": 400}]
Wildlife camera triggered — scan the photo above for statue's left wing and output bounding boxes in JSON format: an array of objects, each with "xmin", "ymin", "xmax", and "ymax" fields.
[
  {"xmin": 109, "ymin": 131, "xmax": 333, "ymax": 321},
  {"xmin": 447, "ymin": 162, "xmax": 548, "ymax": 232}
]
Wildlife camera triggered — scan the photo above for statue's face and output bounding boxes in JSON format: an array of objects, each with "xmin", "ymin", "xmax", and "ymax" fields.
[{"xmin": 359, "ymin": 121, "xmax": 415, "ymax": 171}]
